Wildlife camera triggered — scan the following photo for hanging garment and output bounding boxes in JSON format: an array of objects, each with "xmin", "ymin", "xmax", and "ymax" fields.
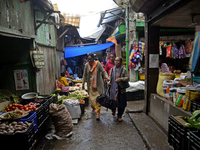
[
  {"xmin": 166, "ymin": 44, "xmax": 172, "ymax": 57},
  {"xmin": 179, "ymin": 44, "xmax": 186, "ymax": 59},
  {"xmin": 159, "ymin": 42, "xmax": 162, "ymax": 55},
  {"xmin": 191, "ymin": 31, "xmax": 200, "ymax": 73},
  {"xmin": 185, "ymin": 40, "xmax": 193, "ymax": 53},
  {"xmin": 173, "ymin": 45, "xmax": 179, "ymax": 59}
]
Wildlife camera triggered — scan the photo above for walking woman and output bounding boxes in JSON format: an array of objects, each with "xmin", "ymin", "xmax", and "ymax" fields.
[
  {"xmin": 82, "ymin": 54, "xmax": 109, "ymax": 120},
  {"xmin": 108, "ymin": 56, "xmax": 129, "ymax": 122}
]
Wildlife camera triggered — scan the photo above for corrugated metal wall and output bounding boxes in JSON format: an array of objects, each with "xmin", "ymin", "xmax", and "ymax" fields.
[
  {"xmin": 0, "ymin": 0, "xmax": 35, "ymax": 37},
  {"xmin": 34, "ymin": 6, "xmax": 56, "ymax": 47},
  {"xmin": 56, "ymin": 51, "xmax": 65, "ymax": 79},
  {"xmin": 36, "ymin": 45, "xmax": 56, "ymax": 95}
]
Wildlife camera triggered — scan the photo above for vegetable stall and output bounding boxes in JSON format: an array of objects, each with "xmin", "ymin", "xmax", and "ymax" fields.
[{"xmin": 0, "ymin": 90, "xmax": 59, "ymax": 150}]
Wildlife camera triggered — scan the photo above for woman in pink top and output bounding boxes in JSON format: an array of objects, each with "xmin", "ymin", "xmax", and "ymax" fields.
[{"xmin": 104, "ymin": 52, "xmax": 116, "ymax": 76}]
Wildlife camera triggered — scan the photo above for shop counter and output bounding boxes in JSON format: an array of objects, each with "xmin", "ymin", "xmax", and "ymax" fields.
[{"xmin": 149, "ymin": 93, "xmax": 192, "ymax": 133}]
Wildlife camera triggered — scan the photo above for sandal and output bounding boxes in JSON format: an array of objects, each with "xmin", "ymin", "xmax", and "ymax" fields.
[
  {"xmin": 112, "ymin": 111, "xmax": 116, "ymax": 116},
  {"xmin": 118, "ymin": 118, "xmax": 123, "ymax": 122},
  {"xmin": 91, "ymin": 110, "xmax": 96, "ymax": 114},
  {"xmin": 96, "ymin": 114, "xmax": 100, "ymax": 120}
]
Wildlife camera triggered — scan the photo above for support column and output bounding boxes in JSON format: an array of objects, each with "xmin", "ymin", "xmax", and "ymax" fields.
[
  {"xmin": 145, "ymin": 22, "xmax": 160, "ymax": 114},
  {"xmin": 115, "ymin": 44, "xmax": 121, "ymax": 57}
]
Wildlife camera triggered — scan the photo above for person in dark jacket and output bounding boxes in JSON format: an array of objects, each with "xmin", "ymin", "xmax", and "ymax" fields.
[{"xmin": 108, "ymin": 56, "xmax": 129, "ymax": 122}]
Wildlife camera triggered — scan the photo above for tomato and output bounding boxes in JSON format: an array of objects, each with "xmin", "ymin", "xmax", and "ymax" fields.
[
  {"xmin": 7, "ymin": 108, "xmax": 10, "ymax": 111},
  {"xmin": 19, "ymin": 107, "xmax": 23, "ymax": 110},
  {"xmin": 9, "ymin": 104, "xmax": 12, "ymax": 108},
  {"xmin": 12, "ymin": 103, "xmax": 16, "ymax": 106},
  {"xmin": 12, "ymin": 106, "xmax": 16, "ymax": 110},
  {"xmin": 18, "ymin": 111, "xmax": 23, "ymax": 115},
  {"xmin": 25, "ymin": 108, "xmax": 29, "ymax": 111},
  {"xmin": 23, "ymin": 106, "xmax": 27, "ymax": 109},
  {"xmin": 6, "ymin": 107, "xmax": 9, "ymax": 110},
  {"xmin": 18, "ymin": 104, "xmax": 23, "ymax": 107}
]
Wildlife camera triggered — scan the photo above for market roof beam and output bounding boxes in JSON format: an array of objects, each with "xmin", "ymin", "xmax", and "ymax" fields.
[
  {"xmin": 36, "ymin": 20, "xmax": 71, "ymax": 27},
  {"xmin": 35, "ymin": 12, "xmax": 53, "ymax": 30}
]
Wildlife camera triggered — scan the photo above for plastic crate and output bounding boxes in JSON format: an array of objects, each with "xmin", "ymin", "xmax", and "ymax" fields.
[
  {"xmin": 84, "ymin": 97, "xmax": 89, "ymax": 107},
  {"xmin": 36, "ymin": 105, "xmax": 44, "ymax": 128},
  {"xmin": 187, "ymin": 129, "xmax": 200, "ymax": 150},
  {"xmin": 52, "ymin": 95, "xmax": 58, "ymax": 103},
  {"xmin": 0, "ymin": 120, "xmax": 35, "ymax": 150},
  {"xmin": 80, "ymin": 104, "xmax": 85, "ymax": 115},
  {"xmin": 190, "ymin": 100, "xmax": 200, "ymax": 113},
  {"xmin": 20, "ymin": 111, "xmax": 38, "ymax": 133},
  {"xmin": 43, "ymin": 99, "xmax": 50, "ymax": 119},
  {"xmin": 127, "ymin": 90, "xmax": 144, "ymax": 101},
  {"xmin": 168, "ymin": 116, "xmax": 194, "ymax": 150}
]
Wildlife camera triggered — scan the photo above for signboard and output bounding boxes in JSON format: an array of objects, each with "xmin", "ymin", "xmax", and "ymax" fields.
[
  {"xmin": 13, "ymin": 69, "xmax": 29, "ymax": 90},
  {"xmin": 149, "ymin": 54, "xmax": 159, "ymax": 68}
]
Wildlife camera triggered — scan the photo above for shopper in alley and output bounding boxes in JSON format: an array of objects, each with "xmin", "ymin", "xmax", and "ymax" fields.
[
  {"xmin": 108, "ymin": 56, "xmax": 129, "ymax": 122},
  {"xmin": 82, "ymin": 53, "xmax": 109, "ymax": 120},
  {"xmin": 104, "ymin": 52, "xmax": 116, "ymax": 76}
]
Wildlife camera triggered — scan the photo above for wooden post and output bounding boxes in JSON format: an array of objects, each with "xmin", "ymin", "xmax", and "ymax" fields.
[
  {"xmin": 145, "ymin": 23, "xmax": 160, "ymax": 114},
  {"xmin": 115, "ymin": 43, "xmax": 121, "ymax": 57}
]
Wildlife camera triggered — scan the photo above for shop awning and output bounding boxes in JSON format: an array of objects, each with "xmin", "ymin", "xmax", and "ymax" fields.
[
  {"xmin": 111, "ymin": 24, "xmax": 125, "ymax": 41},
  {"xmin": 65, "ymin": 42, "xmax": 114, "ymax": 58}
]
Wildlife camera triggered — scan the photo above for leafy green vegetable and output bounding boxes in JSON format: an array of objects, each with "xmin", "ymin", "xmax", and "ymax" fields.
[
  {"xmin": 185, "ymin": 110, "xmax": 200, "ymax": 129},
  {"xmin": 69, "ymin": 94, "xmax": 83, "ymax": 100}
]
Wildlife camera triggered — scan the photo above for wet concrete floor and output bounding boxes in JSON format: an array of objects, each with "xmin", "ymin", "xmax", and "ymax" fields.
[{"xmin": 36, "ymin": 101, "xmax": 147, "ymax": 150}]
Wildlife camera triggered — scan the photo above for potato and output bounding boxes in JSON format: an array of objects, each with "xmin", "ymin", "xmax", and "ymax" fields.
[
  {"xmin": 5, "ymin": 125, "xmax": 9, "ymax": 130},
  {"xmin": 7, "ymin": 130, "xmax": 13, "ymax": 134},
  {"xmin": 11, "ymin": 122, "xmax": 17, "ymax": 126},
  {"xmin": 1, "ymin": 123, "xmax": 6, "ymax": 126},
  {"xmin": 18, "ymin": 122, "xmax": 23, "ymax": 125},
  {"xmin": 5, "ymin": 121, "xmax": 9, "ymax": 125},
  {"xmin": 0, "ymin": 132, "xmax": 3, "ymax": 134},
  {"xmin": 2, "ymin": 130, "xmax": 7, "ymax": 134},
  {"xmin": 15, "ymin": 131, "xmax": 21, "ymax": 133},
  {"xmin": 15, "ymin": 127, "xmax": 22, "ymax": 131},
  {"xmin": 0, "ymin": 126, "xmax": 5, "ymax": 130}
]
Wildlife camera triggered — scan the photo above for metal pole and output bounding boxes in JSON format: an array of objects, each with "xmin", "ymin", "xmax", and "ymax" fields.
[{"xmin": 125, "ymin": 4, "xmax": 129, "ymax": 71}]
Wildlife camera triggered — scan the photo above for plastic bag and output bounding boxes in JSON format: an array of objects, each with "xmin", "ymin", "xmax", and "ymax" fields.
[{"xmin": 63, "ymin": 99, "xmax": 81, "ymax": 119}]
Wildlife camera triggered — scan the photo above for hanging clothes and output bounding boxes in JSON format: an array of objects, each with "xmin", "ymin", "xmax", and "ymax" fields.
[
  {"xmin": 173, "ymin": 44, "xmax": 179, "ymax": 59},
  {"xmin": 185, "ymin": 39, "xmax": 193, "ymax": 53},
  {"xmin": 166, "ymin": 43, "xmax": 172, "ymax": 58},
  {"xmin": 179, "ymin": 44, "xmax": 186, "ymax": 59}
]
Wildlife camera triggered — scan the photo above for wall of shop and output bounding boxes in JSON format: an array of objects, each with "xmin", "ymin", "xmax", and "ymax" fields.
[
  {"xmin": 34, "ymin": 6, "xmax": 57, "ymax": 95},
  {"xmin": 56, "ymin": 51, "xmax": 65, "ymax": 79},
  {"xmin": 36, "ymin": 45, "xmax": 56, "ymax": 95},
  {"xmin": 0, "ymin": 0, "xmax": 35, "ymax": 38},
  {"xmin": 34, "ymin": 6, "xmax": 56, "ymax": 47},
  {"xmin": 0, "ymin": 35, "xmax": 36, "ymax": 95}
]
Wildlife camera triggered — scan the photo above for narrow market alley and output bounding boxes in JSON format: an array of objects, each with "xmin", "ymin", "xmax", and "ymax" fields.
[{"xmin": 36, "ymin": 100, "xmax": 172, "ymax": 150}]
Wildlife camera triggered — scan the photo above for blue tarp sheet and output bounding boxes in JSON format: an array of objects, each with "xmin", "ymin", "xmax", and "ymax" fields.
[{"xmin": 65, "ymin": 42, "xmax": 114, "ymax": 58}]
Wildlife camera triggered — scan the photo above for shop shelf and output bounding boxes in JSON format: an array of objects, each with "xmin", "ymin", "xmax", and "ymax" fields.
[
  {"xmin": 168, "ymin": 116, "xmax": 196, "ymax": 150},
  {"xmin": 190, "ymin": 100, "xmax": 200, "ymax": 113},
  {"xmin": 0, "ymin": 120, "xmax": 35, "ymax": 150},
  {"xmin": 20, "ymin": 111, "xmax": 38, "ymax": 133},
  {"xmin": 127, "ymin": 90, "xmax": 144, "ymax": 101},
  {"xmin": 187, "ymin": 129, "xmax": 200, "ymax": 150}
]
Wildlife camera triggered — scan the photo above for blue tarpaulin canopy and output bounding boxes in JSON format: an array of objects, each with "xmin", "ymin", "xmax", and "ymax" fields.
[{"xmin": 65, "ymin": 42, "xmax": 114, "ymax": 58}]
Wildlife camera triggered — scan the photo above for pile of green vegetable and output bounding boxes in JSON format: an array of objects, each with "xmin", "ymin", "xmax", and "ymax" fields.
[
  {"xmin": 185, "ymin": 110, "xmax": 200, "ymax": 129},
  {"xmin": 69, "ymin": 94, "xmax": 83, "ymax": 100}
]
